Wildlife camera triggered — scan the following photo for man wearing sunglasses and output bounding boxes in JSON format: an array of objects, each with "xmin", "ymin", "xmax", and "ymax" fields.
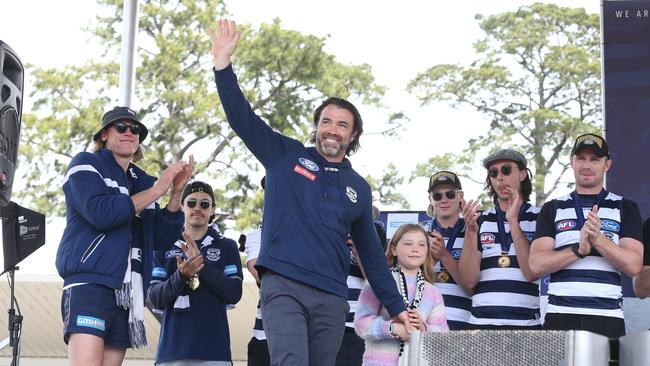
[
  {"xmin": 210, "ymin": 19, "xmax": 409, "ymax": 365},
  {"xmin": 529, "ymin": 134, "xmax": 643, "ymax": 338},
  {"xmin": 56, "ymin": 106, "xmax": 193, "ymax": 365},
  {"xmin": 459, "ymin": 149, "xmax": 542, "ymax": 329},
  {"xmin": 149, "ymin": 181, "xmax": 243, "ymax": 365},
  {"xmin": 422, "ymin": 171, "xmax": 471, "ymax": 330}
]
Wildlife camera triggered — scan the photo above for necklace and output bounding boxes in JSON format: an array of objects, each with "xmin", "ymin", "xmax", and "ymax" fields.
[{"xmin": 391, "ymin": 265, "xmax": 425, "ymax": 357}]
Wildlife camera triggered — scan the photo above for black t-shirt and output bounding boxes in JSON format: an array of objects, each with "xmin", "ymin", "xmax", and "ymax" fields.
[{"xmin": 534, "ymin": 195, "xmax": 643, "ymax": 241}]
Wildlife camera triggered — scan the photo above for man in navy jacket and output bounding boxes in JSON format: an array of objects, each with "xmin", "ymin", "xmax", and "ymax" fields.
[
  {"xmin": 149, "ymin": 181, "xmax": 243, "ymax": 365},
  {"xmin": 56, "ymin": 106, "xmax": 192, "ymax": 366},
  {"xmin": 210, "ymin": 19, "xmax": 409, "ymax": 366}
]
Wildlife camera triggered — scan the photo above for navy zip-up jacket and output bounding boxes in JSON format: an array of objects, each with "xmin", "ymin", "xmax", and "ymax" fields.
[
  {"xmin": 56, "ymin": 148, "xmax": 184, "ymax": 291},
  {"xmin": 214, "ymin": 65, "xmax": 405, "ymax": 317},
  {"xmin": 149, "ymin": 227, "xmax": 243, "ymax": 363}
]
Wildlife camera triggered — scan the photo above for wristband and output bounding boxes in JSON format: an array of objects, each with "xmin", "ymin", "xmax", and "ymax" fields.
[
  {"xmin": 389, "ymin": 322, "xmax": 395, "ymax": 337},
  {"xmin": 571, "ymin": 244, "xmax": 586, "ymax": 259}
]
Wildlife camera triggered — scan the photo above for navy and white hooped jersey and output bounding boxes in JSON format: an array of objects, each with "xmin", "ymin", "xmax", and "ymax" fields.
[
  {"xmin": 244, "ymin": 228, "xmax": 266, "ymax": 341},
  {"xmin": 535, "ymin": 191, "xmax": 643, "ymax": 319},
  {"xmin": 469, "ymin": 204, "xmax": 541, "ymax": 327},
  {"xmin": 345, "ymin": 255, "xmax": 365, "ymax": 329},
  {"xmin": 422, "ymin": 219, "xmax": 471, "ymax": 329}
]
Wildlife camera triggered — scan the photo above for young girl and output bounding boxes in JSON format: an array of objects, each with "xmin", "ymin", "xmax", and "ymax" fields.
[{"xmin": 354, "ymin": 224, "xmax": 449, "ymax": 365}]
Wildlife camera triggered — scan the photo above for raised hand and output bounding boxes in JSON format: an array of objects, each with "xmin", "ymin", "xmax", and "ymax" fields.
[
  {"xmin": 155, "ymin": 160, "xmax": 186, "ymax": 196},
  {"xmin": 463, "ymin": 199, "xmax": 481, "ymax": 233},
  {"xmin": 585, "ymin": 205, "xmax": 603, "ymax": 246},
  {"xmin": 505, "ymin": 187, "xmax": 522, "ymax": 222},
  {"xmin": 172, "ymin": 154, "xmax": 194, "ymax": 193},
  {"xmin": 429, "ymin": 230, "xmax": 446, "ymax": 261},
  {"xmin": 209, "ymin": 19, "xmax": 241, "ymax": 70},
  {"xmin": 177, "ymin": 232, "xmax": 205, "ymax": 280}
]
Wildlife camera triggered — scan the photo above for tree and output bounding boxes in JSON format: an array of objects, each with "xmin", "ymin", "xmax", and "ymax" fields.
[
  {"xmin": 19, "ymin": 0, "xmax": 390, "ymax": 229},
  {"xmin": 367, "ymin": 163, "xmax": 411, "ymax": 210},
  {"xmin": 407, "ymin": 3, "xmax": 601, "ymax": 206}
]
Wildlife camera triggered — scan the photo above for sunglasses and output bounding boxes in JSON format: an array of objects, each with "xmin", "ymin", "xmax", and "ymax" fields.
[
  {"xmin": 186, "ymin": 199, "xmax": 211, "ymax": 209},
  {"xmin": 488, "ymin": 165, "xmax": 513, "ymax": 178},
  {"xmin": 432, "ymin": 190, "xmax": 458, "ymax": 201},
  {"xmin": 112, "ymin": 121, "xmax": 141, "ymax": 135}
]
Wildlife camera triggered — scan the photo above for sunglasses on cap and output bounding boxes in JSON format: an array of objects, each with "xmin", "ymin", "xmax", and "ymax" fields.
[
  {"xmin": 431, "ymin": 190, "xmax": 458, "ymax": 201},
  {"xmin": 186, "ymin": 198, "xmax": 211, "ymax": 209},
  {"xmin": 488, "ymin": 165, "xmax": 513, "ymax": 178},
  {"xmin": 112, "ymin": 121, "xmax": 142, "ymax": 135}
]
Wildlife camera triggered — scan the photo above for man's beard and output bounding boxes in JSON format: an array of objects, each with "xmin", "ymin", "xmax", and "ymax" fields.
[{"xmin": 316, "ymin": 134, "xmax": 347, "ymax": 158}]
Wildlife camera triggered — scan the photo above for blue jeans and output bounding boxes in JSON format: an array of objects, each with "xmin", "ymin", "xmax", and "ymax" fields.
[{"xmin": 260, "ymin": 272, "xmax": 349, "ymax": 366}]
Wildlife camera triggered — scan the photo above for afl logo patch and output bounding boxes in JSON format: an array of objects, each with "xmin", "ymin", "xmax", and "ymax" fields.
[
  {"xmin": 480, "ymin": 233, "xmax": 495, "ymax": 245},
  {"xmin": 600, "ymin": 220, "xmax": 620, "ymax": 232},
  {"xmin": 299, "ymin": 157, "xmax": 319, "ymax": 172},
  {"xmin": 556, "ymin": 220, "xmax": 577, "ymax": 232},
  {"xmin": 346, "ymin": 186, "xmax": 358, "ymax": 203},
  {"xmin": 206, "ymin": 248, "xmax": 221, "ymax": 261}
]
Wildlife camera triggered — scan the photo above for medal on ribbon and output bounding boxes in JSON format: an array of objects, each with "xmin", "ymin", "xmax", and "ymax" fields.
[{"xmin": 189, "ymin": 274, "xmax": 200, "ymax": 290}]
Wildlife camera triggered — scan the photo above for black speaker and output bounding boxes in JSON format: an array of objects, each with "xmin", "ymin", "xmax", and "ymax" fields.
[{"xmin": 0, "ymin": 41, "xmax": 23, "ymax": 208}]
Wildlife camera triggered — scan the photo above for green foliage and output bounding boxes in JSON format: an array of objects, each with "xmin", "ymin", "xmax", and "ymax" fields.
[
  {"xmin": 408, "ymin": 3, "xmax": 602, "ymax": 206},
  {"xmin": 367, "ymin": 163, "xmax": 410, "ymax": 209},
  {"xmin": 19, "ymin": 0, "xmax": 390, "ymax": 230}
]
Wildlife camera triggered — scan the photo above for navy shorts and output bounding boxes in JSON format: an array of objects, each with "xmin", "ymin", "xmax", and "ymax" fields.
[{"xmin": 61, "ymin": 283, "xmax": 130, "ymax": 348}]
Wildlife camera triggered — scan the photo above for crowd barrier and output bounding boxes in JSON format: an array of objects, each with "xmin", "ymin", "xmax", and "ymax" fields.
[{"xmin": 402, "ymin": 330, "xmax": 610, "ymax": 366}]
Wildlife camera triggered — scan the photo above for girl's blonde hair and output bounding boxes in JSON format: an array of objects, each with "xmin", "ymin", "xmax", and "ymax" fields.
[{"xmin": 386, "ymin": 223, "xmax": 435, "ymax": 283}]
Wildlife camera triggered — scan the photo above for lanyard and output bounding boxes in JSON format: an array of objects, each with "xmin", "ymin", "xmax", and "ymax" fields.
[
  {"xmin": 570, "ymin": 189, "xmax": 607, "ymax": 228},
  {"xmin": 431, "ymin": 218, "xmax": 465, "ymax": 253},
  {"xmin": 495, "ymin": 203, "xmax": 529, "ymax": 254}
]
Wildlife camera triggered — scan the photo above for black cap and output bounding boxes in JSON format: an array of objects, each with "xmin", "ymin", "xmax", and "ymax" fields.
[
  {"xmin": 571, "ymin": 133, "xmax": 609, "ymax": 158},
  {"xmin": 483, "ymin": 149, "xmax": 527, "ymax": 169},
  {"xmin": 93, "ymin": 106, "xmax": 149, "ymax": 143},
  {"xmin": 428, "ymin": 171, "xmax": 462, "ymax": 192},
  {"xmin": 181, "ymin": 181, "xmax": 215, "ymax": 204},
  {"xmin": 181, "ymin": 181, "xmax": 216, "ymax": 223}
]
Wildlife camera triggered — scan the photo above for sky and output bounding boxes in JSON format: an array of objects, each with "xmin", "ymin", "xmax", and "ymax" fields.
[{"xmin": 0, "ymin": 0, "xmax": 601, "ymax": 275}]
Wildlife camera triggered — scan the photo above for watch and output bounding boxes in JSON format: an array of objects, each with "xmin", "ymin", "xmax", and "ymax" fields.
[{"xmin": 571, "ymin": 244, "xmax": 586, "ymax": 259}]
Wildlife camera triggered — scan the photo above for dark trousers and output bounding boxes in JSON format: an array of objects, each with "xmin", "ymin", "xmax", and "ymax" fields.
[
  {"xmin": 260, "ymin": 272, "xmax": 349, "ymax": 366},
  {"xmin": 543, "ymin": 313, "xmax": 626, "ymax": 338},
  {"xmin": 335, "ymin": 327, "xmax": 365, "ymax": 366},
  {"xmin": 248, "ymin": 337, "xmax": 270, "ymax": 366}
]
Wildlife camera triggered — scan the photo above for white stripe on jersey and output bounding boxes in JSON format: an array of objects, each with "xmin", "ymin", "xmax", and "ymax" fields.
[{"xmin": 546, "ymin": 192, "xmax": 624, "ymax": 318}]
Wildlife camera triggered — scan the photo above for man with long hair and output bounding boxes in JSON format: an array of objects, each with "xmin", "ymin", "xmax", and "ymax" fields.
[{"xmin": 459, "ymin": 149, "xmax": 541, "ymax": 329}]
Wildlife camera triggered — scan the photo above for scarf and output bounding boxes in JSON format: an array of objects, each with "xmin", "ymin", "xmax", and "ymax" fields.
[
  {"xmin": 390, "ymin": 265, "xmax": 425, "ymax": 358},
  {"xmin": 115, "ymin": 219, "xmax": 147, "ymax": 348}
]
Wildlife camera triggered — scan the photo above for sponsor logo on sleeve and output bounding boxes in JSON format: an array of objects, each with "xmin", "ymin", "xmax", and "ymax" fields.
[
  {"xmin": 224, "ymin": 264, "xmax": 238, "ymax": 276},
  {"xmin": 299, "ymin": 157, "xmax": 319, "ymax": 172},
  {"xmin": 152, "ymin": 267, "xmax": 166, "ymax": 278},
  {"xmin": 556, "ymin": 220, "xmax": 577, "ymax": 232},
  {"xmin": 294, "ymin": 165, "xmax": 316, "ymax": 181}
]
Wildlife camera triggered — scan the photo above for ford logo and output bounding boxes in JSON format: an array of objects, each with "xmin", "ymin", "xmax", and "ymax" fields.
[
  {"xmin": 299, "ymin": 157, "xmax": 319, "ymax": 172},
  {"xmin": 600, "ymin": 220, "xmax": 620, "ymax": 232}
]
